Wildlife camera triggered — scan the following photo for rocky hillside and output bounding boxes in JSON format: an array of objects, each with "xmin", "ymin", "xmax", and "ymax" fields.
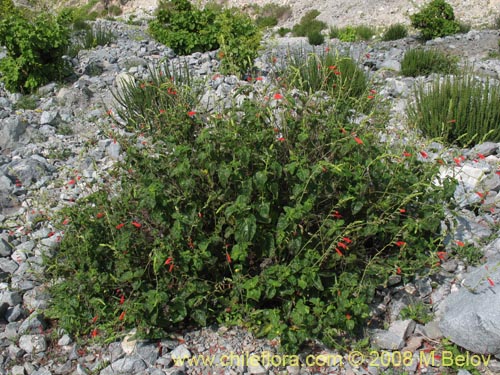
[{"xmin": 1, "ymin": 2, "xmax": 500, "ymax": 375}]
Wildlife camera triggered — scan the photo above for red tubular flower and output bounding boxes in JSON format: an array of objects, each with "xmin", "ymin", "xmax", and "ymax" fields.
[
  {"xmin": 437, "ymin": 251, "xmax": 447, "ymax": 260},
  {"xmin": 273, "ymin": 93, "xmax": 283, "ymax": 100},
  {"xmin": 119, "ymin": 311, "xmax": 126, "ymax": 321},
  {"xmin": 396, "ymin": 267, "xmax": 402, "ymax": 275},
  {"xmin": 335, "ymin": 248, "xmax": 343, "ymax": 256},
  {"xmin": 116, "ymin": 223, "xmax": 125, "ymax": 230},
  {"xmin": 226, "ymin": 252, "xmax": 232, "ymax": 263},
  {"xmin": 487, "ymin": 277, "xmax": 495, "ymax": 287},
  {"xmin": 345, "ymin": 313, "xmax": 352, "ymax": 320},
  {"xmin": 367, "ymin": 95, "xmax": 374, "ymax": 100},
  {"xmin": 131, "ymin": 221, "xmax": 141, "ymax": 228},
  {"xmin": 68, "ymin": 179, "xmax": 76, "ymax": 185},
  {"xmin": 91, "ymin": 328, "xmax": 98, "ymax": 338},
  {"xmin": 169, "ymin": 264, "xmax": 174, "ymax": 272},
  {"xmin": 96, "ymin": 212, "xmax": 104, "ymax": 219},
  {"xmin": 331, "ymin": 211, "xmax": 342, "ymax": 219},
  {"xmin": 338, "ymin": 242, "xmax": 348, "ymax": 250},
  {"xmin": 477, "ymin": 153, "xmax": 485, "ymax": 159},
  {"xmin": 353, "ymin": 136, "xmax": 363, "ymax": 145},
  {"xmin": 399, "ymin": 209, "xmax": 406, "ymax": 213},
  {"xmin": 342, "ymin": 237, "xmax": 352, "ymax": 244},
  {"xmin": 119, "ymin": 295, "xmax": 125, "ymax": 305},
  {"xmin": 395, "ymin": 241, "xmax": 406, "ymax": 247},
  {"xmin": 420, "ymin": 151, "xmax": 428, "ymax": 159},
  {"xmin": 476, "ymin": 192, "xmax": 484, "ymax": 199},
  {"xmin": 188, "ymin": 111, "xmax": 196, "ymax": 117},
  {"xmin": 455, "ymin": 240, "xmax": 465, "ymax": 247},
  {"xmin": 91, "ymin": 315, "xmax": 98, "ymax": 324},
  {"xmin": 165, "ymin": 257, "xmax": 173, "ymax": 265},
  {"xmin": 403, "ymin": 151, "xmax": 411, "ymax": 157},
  {"xmin": 278, "ymin": 137, "xmax": 285, "ymax": 142}
]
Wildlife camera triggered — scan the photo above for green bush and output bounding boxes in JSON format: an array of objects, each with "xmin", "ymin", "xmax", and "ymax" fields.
[
  {"xmin": 277, "ymin": 27, "xmax": 291, "ymax": 37},
  {"xmin": 0, "ymin": 10, "xmax": 71, "ymax": 92},
  {"xmin": 329, "ymin": 25, "xmax": 375, "ymax": 42},
  {"xmin": 382, "ymin": 24, "xmax": 408, "ymax": 41},
  {"xmin": 46, "ymin": 59, "xmax": 456, "ymax": 353},
  {"xmin": 407, "ymin": 74, "xmax": 500, "ymax": 147},
  {"xmin": 253, "ymin": 3, "xmax": 292, "ymax": 28},
  {"xmin": 292, "ymin": 9, "xmax": 327, "ymax": 37},
  {"xmin": 400, "ymin": 48, "xmax": 457, "ymax": 77},
  {"xmin": 148, "ymin": 0, "xmax": 261, "ymax": 76},
  {"xmin": 283, "ymin": 51, "xmax": 368, "ymax": 109},
  {"xmin": 410, "ymin": 0, "xmax": 461, "ymax": 40},
  {"xmin": 307, "ymin": 31, "xmax": 324, "ymax": 45}
]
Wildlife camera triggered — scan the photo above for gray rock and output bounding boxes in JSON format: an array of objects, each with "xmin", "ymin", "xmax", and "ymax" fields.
[
  {"xmin": 415, "ymin": 277, "xmax": 433, "ymax": 297},
  {"xmin": 40, "ymin": 111, "xmax": 59, "ymax": 126},
  {"xmin": 422, "ymin": 320, "xmax": 443, "ymax": 339},
  {"xmin": 136, "ymin": 341, "xmax": 159, "ymax": 365},
  {"xmin": 171, "ymin": 344, "xmax": 191, "ymax": 360},
  {"xmin": 0, "ymin": 290, "xmax": 22, "ymax": 306},
  {"xmin": 0, "ymin": 117, "xmax": 27, "ymax": 150},
  {"xmin": 23, "ymin": 286, "xmax": 50, "ymax": 311},
  {"xmin": 440, "ymin": 259, "xmax": 500, "ymax": 356},
  {"xmin": 8, "ymin": 344, "xmax": 25, "ymax": 359},
  {"xmin": 32, "ymin": 369, "xmax": 52, "ymax": 375},
  {"xmin": 0, "ymin": 238, "xmax": 12, "ymax": 257},
  {"xmin": 371, "ymin": 319, "xmax": 415, "ymax": 350},
  {"xmin": 18, "ymin": 312, "xmax": 47, "ymax": 334},
  {"xmin": 3, "ymin": 158, "xmax": 51, "ymax": 188},
  {"xmin": 471, "ymin": 142, "xmax": 499, "ymax": 157},
  {"xmin": 380, "ymin": 60, "xmax": 401, "ymax": 72},
  {"xmin": 58, "ymin": 334, "xmax": 73, "ymax": 346},
  {"xmin": 100, "ymin": 355, "xmax": 147, "ymax": 374},
  {"xmin": 0, "ymin": 258, "xmax": 19, "ymax": 274},
  {"xmin": 11, "ymin": 365, "xmax": 25, "ymax": 375},
  {"xmin": 6, "ymin": 304, "xmax": 25, "ymax": 322},
  {"xmin": 18, "ymin": 334, "xmax": 47, "ymax": 354}
]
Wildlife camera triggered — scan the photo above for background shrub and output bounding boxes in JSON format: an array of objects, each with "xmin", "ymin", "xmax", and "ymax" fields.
[
  {"xmin": 0, "ymin": 10, "xmax": 71, "ymax": 92},
  {"xmin": 46, "ymin": 58, "xmax": 456, "ymax": 353},
  {"xmin": 407, "ymin": 74, "xmax": 500, "ymax": 147},
  {"xmin": 329, "ymin": 25, "xmax": 375, "ymax": 42},
  {"xmin": 410, "ymin": 0, "xmax": 460, "ymax": 40},
  {"xmin": 400, "ymin": 48, "xmax": 457, "ymax": 77},
  {"xmin": 148, "ymin": 0, "xmax": 261, "ymax": 76},
  {"xmin": 307, "ymin": 31, "xmax": 324, "ymax": 45},
  {"xmin": 382, "ymin": 24, "xmax": 408, "ymax": 41},
  {"xmin": 292, "ymin": 9, "xmax": 327, "ymax": 37}
]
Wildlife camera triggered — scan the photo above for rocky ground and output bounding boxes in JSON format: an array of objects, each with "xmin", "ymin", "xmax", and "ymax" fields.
[{"xmin": 1, "ymin": 11, "xmax": 500, "ymax": 375}]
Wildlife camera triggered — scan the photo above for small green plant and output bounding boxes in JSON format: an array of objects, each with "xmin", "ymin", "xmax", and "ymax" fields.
[
  {"xmin": 382, "ymin": 24, "xmax": 408, "ymax": 41},
  {"xmin": 493, "ymin": 14, "xmax": 500, "ymax": 29},
  {"xmin": 329, "ymin": 25, "xmax": 375, "ymax": 42},
  {"xmin": 400, "ymin": 48, "xmax": 457, "ymax": 77},
  {"xmin": 407, "ymin": 74, "xmax": 500, "ymax": 147},
  {"xmin": 81, "ymin": 23, "xmax": 116, "ymax": 49},
  {"xmin": 277, "ymin": 27, "xmax": 291, "ymax": 37},
  {"xmin": 440, "ymin": 339, "xmax": 481, "ymax": 375},
  {"xmin": 457, "ymin": 21, "xmax": 471, "ymax": 33},
  {"xmin": 308, "ymin": 31, "xmax": 324, "ymax": 45},
  {"xmin": 252, "ymin": 3, "xmax": 291, "ymax": 29},
  {"xmin": 0, "ymin": 9, "xmax": 71, "ymax": 92},
  {"xmin": 354, "ymin": 25, "xmax": 376, "ymax": 41},
  {"xmin": 410, "ymin": 0, "xmax": 461, "ymax": 40},
  {"xmin": 13, "ymin": 95, "xmax": 38, "ymax": 110},
  {"xmin": 400, "ymin": 302, "xmax": 433, "ymax": 324},
  {"xmin": 292, "ymin": 9, "xmax": 327, "ymax": 37}
]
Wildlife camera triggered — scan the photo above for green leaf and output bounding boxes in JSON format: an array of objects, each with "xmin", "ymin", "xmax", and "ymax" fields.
[{"xmin": 235, "ymin": 214, "xmax": 256, "ymax": 243}]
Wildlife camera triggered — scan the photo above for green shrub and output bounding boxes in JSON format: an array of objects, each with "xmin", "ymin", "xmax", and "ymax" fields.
[
  {"xmin": 46, "ymin": 62, "xmax": 456, "ymax": 352},
  {"xmin": 382, "ymin": 24, "xmax": 408, "ymax": 41},
  {"xmin": 329, "ymin": 25, "xmax": 375, "ymax": 42},
  {"xmin": 148, "ymin": 0, "xmax": 260, "ymax": 76},
  {"xmin": 216, "ymin": 9, "xmax": 262, "ymax": 76},
  {"xmin": 307, "ymin": 31, "xmax": 324, "ymax": 45},
  {"xmin": 148, "ymin": 0, "xmax": 219, "ymax": 55},
  {"xmin": 283, "ymin": 51, "xmax": 368, "ymax": 108},
  {"xmin": 292, "ymin": 9, "xmax": 327, "ymax": 37},
  {"xmin": 81, "ymin": 23, "xmax": 116, "ymax": 49},
  {"xmin": 253, "ymin": 3, "xmax": 292, "ymax": 28},
  {"xmin": 13, "ymin": 94, "xmax": 38, "ymax": 110},
  {"xmin": 457, "ymin": 21, "xmax": 471, "ymax": 33},
  {"xmin": 400, "ymin": 48, "xmax": 457, "ymax": 77},
  {"xmin": 354, "ymin": 25, "xmax": 376, "ymax": 41},
  {"xmin": 0, "ymin": 10, "xmax": 71, "ymax": 92},
  {"xmin": 277, "ymin": 27, "xmax": 291, "ymax": 37},
  {"xmin": 407, "ymin": 74, "xmax": 500, "ymax": 147},
  {"xmin": 410, "ymin": 0, "xmax": 460, "ymax": 40}
]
